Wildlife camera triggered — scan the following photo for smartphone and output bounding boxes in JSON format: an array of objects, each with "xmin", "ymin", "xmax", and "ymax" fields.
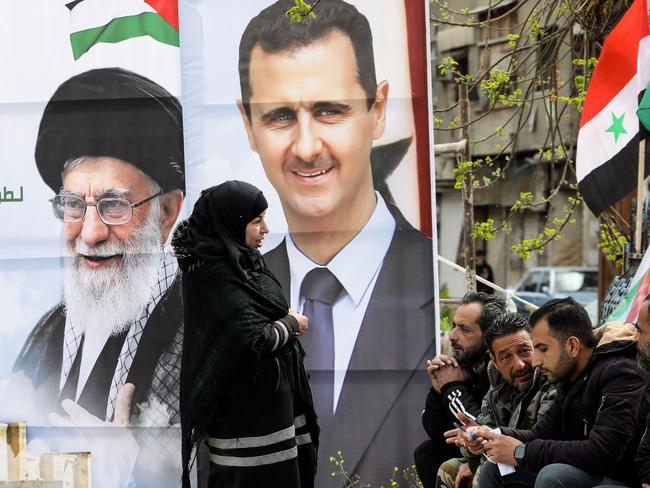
[
  {"xmin": 452, "ymin": 421, "xmax": 478, "ymax": 440},
  {"xmin": 453, "ymin": 421, "xmax": 494, "ymax": 462}
]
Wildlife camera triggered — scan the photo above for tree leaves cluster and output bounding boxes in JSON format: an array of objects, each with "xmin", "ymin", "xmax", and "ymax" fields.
[{"xmin": 432, "ymin": 0, "xmax": 631, "ymax": 261}]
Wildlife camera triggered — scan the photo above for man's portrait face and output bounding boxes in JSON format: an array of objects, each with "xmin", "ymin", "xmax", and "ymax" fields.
[
  {"xmin": 62, "ymin": 157, "xmax": 163, "ymax": 260},
  {"xmin": 239, "ymin": 30, "xmax": 388, "ymax": 225},
  {"xmin": 490, "ymin": 330, "xmax": 534, "ymax": 391},
  {"xmin": 449, "ymin": 302, "xmax": 486, "ymax": 366},
  {"xmin": 532, "ymin": 319, "xmax": 575, "ymax": 384},
  {"xmin": 61, "ymin": 156, "xmax": 175, "ymax": 336}
]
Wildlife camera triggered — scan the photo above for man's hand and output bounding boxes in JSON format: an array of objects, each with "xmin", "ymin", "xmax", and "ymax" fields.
[
  {"xmin": 464, "ymin": 424, "xmax": 493, "ymax": 454},
  {"xmin": 455, "ymin": 462, "xmax": 473, "ymax": 488},
  {"xmin": 444, "ymin": 427, "xmax": 463, "ymax": 446},
  {"xmin": 47, "ymin": 384, "xmax": 138, "ymax": 488},
  {"xmin": 434, "ymin": 363, "xmax": 467, "ymax": 387},
  {"xmin": 443, "ymin": 412, "xmax": 478, "ymax": 448},
  {"xmin": 289, "ymin": 309, "xmax": 308, "ymax": 336},
  {"xmin": 426, "ymin": 358, "xmax": 442, "ymax": 393},
  {"xmin": 481, "ymin": 430, "xmax": 522, "ymax": 465},
  {"xmin": 49, "ymin": 383, "xmax": 135, "ymax": 427},
  {"xmin": 427, "ymin": 355, "xmax": 466, "ymax": 391},
  {"xmin": 642, "ymin": 483, "xmax": 650, "ymax": 488}
]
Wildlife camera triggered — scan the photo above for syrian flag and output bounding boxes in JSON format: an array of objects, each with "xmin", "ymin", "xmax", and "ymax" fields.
[
  {"xmin": 66, "ymin": 0, "xmax": 180, "ymax": 61},
  {"xmin": 576, "ymin": 0, "xmax": 650, "ymax": 216},
  {"xmin": 608, "ymin": 246, "xmax": 650, "ymax": 323}
]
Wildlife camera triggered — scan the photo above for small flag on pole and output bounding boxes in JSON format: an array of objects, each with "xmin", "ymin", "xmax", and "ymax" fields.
[
  {"xmin": 66, "ymin": 0, "xmax": 180, "ymax": 61},
  {"xmin": 576, "ymin": 0, "xmax": 650, "ymax": 216}
]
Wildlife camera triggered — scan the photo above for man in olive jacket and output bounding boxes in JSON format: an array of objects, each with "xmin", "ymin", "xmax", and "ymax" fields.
[
  {"xmin": 474, "ymin": 298, "xmax": 646, "ymax": 488},
  {"xmin": 437, "ymin": 313, "xmax": 556, "ymax": 488}
]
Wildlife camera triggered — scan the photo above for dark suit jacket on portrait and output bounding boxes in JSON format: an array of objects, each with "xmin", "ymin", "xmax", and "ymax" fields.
[
  {"xmin": 13, "ymin": 277, "xmax": 184, "ymax": 424},
  {"xmin": 264, "ymin": 204, "xmax": 435, "ymax": 487}
]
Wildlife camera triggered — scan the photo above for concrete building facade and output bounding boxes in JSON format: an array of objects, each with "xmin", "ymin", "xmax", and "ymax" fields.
[{"xmin": 431, "ymin": 0, "xmax": 600, "ymax": 296}]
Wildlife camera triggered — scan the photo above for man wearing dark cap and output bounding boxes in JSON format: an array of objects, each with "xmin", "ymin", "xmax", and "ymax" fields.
[{"xmin": 14, "ymin": 68, "xmax": 185, "ymax": 427}]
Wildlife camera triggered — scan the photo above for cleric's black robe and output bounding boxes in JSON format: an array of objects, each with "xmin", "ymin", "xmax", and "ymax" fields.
[{"xmin": 13, "ymin": 276, "xmax": 184, "ymax": 423}]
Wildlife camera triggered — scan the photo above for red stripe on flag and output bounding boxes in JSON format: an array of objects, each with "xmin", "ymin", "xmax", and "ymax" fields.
[
  {"xmin": 404, "ymin": 0, "xmax": 432, "ymax": 237},
  {"xmin": 626, "ymin": 270, "xmax": 650, "ymax": 322},
  {"xmin": 580, "ymin": 0, "xmax": 649, "ymax": 128},
  {"xmin": 145, "ymin": 0, "xmax": 179, "ymax": 31}
]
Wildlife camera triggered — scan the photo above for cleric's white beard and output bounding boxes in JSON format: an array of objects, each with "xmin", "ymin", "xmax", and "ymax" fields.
[{"xmin": 63, "ymin": 211, "xmax": 162, "ymax": 336}]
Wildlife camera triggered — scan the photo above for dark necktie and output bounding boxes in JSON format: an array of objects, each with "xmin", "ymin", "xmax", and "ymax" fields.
[{"xmin": 300, "ymin": 267, "xmax": 343, "ymax": 423}]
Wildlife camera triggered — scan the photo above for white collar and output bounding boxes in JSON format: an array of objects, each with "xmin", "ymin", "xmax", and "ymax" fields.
[{"xmin": 285, "ymin": 193, "xmax": 396, "ymax": 306}]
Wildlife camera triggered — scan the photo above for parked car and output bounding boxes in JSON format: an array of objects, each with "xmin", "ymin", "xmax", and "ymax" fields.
[{"xmin": 509, "ymin": 267, "xmax": 598, "ymax": 322}]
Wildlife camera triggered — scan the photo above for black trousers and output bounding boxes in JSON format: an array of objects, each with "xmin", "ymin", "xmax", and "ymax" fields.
[{"xmin": 413, "ymin": 439, "xmax": 461, "ymax": 488}]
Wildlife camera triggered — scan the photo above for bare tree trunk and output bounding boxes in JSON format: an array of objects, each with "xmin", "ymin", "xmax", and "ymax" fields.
[{"xmin": 459, "ymin": 84, "xmax": 476, "ymax": 292}]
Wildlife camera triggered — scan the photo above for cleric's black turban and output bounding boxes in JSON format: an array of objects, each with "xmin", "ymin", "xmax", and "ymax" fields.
[{"xmin": 35, "ymin": 67, "xmax": 185, "ymax": 194}]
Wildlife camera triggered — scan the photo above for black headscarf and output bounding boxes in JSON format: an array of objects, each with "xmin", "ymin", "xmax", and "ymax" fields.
[
  {"xmin": 173, "ymin": 180, "xmax": 268, "ymax": 277},
  {"xmin": 173, "ymin": 181, "xmax": 317, "ymax": 488}
]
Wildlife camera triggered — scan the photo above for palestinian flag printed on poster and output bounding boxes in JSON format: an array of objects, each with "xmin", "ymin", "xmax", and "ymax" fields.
[
  {"xmin": 67, "ymin": 0, "xmax": 179, "ymax": 60},
  {"xmin": 608, "ymin": 247, "xmax": 650, "ymax": 323},
  {"xmin": 576, "ymin": 0, "xmax": 650, "ymax": 216}
]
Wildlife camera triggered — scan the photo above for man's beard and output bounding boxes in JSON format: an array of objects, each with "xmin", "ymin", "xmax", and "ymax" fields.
[
  {"xmin": 63, "ymin": 209, "xmax": 162, "ymax": 336},
  {"xmin": 451, "ymin": 339, "xmax": 487, "ymax": 368},
  {"xmin": 545, "ymin": 348, "xmax": 576, "ymax": 384},
  {"xmin": 639, "ymin": 342, "xmax": 650, "ymax": 372},
  {"xmin": 510, "ymin": 363, "xmax": 534, "ymax": 391}
]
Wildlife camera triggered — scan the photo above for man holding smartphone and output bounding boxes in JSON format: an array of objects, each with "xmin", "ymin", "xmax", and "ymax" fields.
[
  {"xmin": 437, "ymin": 313, "xmax": 555, "ymax": 488},
  {"xmin": 415, "ymin": 292, "xmax": 506, "ymax": 487},
  {"xmin": 470, "ymin": 298, "xmax": 646, "ymax": 488}
]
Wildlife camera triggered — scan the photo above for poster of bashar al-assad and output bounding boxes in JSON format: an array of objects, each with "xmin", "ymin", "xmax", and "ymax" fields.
[
  {"xmin": 0, "ymin": 2, "xmax": 185, "ymax": 487},
  {"xmin": 178, "ymin": 0, "xmax": 438, "ymax": 486}
]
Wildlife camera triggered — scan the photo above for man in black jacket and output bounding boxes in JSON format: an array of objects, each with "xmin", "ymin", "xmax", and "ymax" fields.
[
  {"xmin": 414, "ymin": 292, "xmax": 506, "ymax": 487},
  {"xmin": 474, "ymin": 297, "xmax": 646, "ymax": 488},
  {"xmin": 628, "ymin": 294, "xmax": 650, "ymax": 488}
]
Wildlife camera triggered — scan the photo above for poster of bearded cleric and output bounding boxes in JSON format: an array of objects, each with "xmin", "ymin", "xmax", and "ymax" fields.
[{"xmin": 0, "ymin": 0, "xmax": 438, "ymax": 487}]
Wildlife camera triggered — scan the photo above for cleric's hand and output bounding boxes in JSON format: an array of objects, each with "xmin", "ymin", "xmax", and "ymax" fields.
[
  {"xmin": 49, "ymin": 383, "xmax": 135, "ymax": 427},
  {"xmin": 47, "ymin": 383, "xmax": 139, "ymax": 488}
]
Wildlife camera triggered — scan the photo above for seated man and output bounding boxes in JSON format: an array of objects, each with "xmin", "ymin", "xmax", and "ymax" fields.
[
  {"xmin": 414, "ymin": 292, "xmax": 506, "ymax": 487},
  {"xmin": 437, "ymin": 312, "xmax": 556, "ymax": 488},
  {"xmin": 471, "ymin": 298, "xmax": 646, "ymax": 488},
  {"xmin": 625, "ymin": 294, "xmax": 650, "ymax": 488}
]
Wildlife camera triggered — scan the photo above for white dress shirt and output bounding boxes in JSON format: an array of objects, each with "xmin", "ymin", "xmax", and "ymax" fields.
[{"xmin": 285, "ymin": 193, "xmax": 396, "ymax": 413}]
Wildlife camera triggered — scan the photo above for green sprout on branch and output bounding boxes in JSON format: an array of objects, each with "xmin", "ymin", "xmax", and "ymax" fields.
[
  {"xmin": 597, "ymin": 223, "xmax": 628, "ymax": 268},
  {"xmin": 285, "ymin": 0, "xmax": 319, "ymax": 23}
]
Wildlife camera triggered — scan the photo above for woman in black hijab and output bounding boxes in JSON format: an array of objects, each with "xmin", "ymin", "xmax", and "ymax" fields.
[{"xmin": 172, "ymin": 181, "xmax": 318, "ymax": 488}]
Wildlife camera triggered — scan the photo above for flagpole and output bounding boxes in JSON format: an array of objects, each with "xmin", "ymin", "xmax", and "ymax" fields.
[
  {"xmin": 636, "ymin": 138, "xmax": 646, "ymax": 253},
  {"xmin": 635, "ymin": 0, "xmax": 650, "ymax": 254}
]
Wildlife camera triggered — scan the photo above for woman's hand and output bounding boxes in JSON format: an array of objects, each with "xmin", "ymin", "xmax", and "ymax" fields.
[{"xmin": 289, "ymin": 309, "xmax": 308, "ymax": 336}]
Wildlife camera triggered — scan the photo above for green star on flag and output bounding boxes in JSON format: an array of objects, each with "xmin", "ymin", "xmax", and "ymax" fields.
[
  {"xmin": 576, "ymin": 0, "xmax": 650, "ymax": 216},
  {"xmin": 605, "ymin": 112, "xmax": 628, "ymax": 143}
]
